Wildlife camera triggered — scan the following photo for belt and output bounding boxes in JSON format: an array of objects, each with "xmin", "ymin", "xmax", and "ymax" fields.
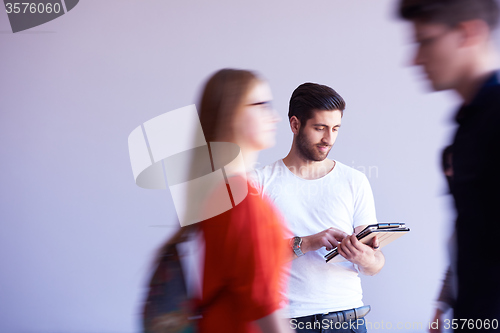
[{"xmin": 312, "ymin": 305, "xmax": 371, "ymax": 324}]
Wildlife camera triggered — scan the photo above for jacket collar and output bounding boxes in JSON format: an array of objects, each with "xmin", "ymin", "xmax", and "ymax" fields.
[{"xmin": 455, "ymin": 70, "xmax": 500, "ymax": 123}]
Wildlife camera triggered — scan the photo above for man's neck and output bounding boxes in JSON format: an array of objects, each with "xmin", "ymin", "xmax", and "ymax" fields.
[
  {"xmin": 456, "ymin": 46, "xmax": 499, "ymax": 104},
  {"xmin": 282, "ymin": 149, "xmax": 335, "ymax": 180},
  {"xmin": 456, "ymin": 69, "xmax": 496, "ymax": 104}
]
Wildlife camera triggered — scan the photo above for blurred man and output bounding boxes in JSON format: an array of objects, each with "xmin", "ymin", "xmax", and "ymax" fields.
[
  {"xmin": 253, "ymin": 83, "xmax": 384, "ymax": 333},
  {"xmin": 398, "ymin": 0, "xmax": 500, "ymax": 330}
]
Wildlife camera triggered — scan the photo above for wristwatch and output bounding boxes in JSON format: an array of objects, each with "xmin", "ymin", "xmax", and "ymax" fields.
[{"xmin": 290, "ymin": 236, "xmax": 304, "ymax": 257}]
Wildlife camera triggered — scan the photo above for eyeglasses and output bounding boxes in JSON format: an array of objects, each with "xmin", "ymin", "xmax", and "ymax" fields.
[
  {"xmin": 246, "ymin": 101, "xmax": 276, "ymax": 115},
  {"xmin": 247, "ymin": 101, "xmax": 272, "ymax": 108},
  {"xmin": 415, "ymin": 29, "xmax": 453, "ymax": 49}
]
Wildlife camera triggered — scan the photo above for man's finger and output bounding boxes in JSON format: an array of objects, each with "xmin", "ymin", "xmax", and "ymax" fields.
[
  {"xmin": 324, "ymin": 237, "xmax": 336, "ymax": 251},
  {"xmin": 338, "ymin": 244, "xmax": 348, "ymax": 258},
  {"xmin": 326, "ymin": 234, "xmax": 340, "ymax": 248},
  {"xmin": 349, "ymin": 235, "xmax": 368, "ymax": 252},
  {"xmin": 340, "ymin": 239, "xmax": 353, "ymax": 257},
  {"xmin": 328, "ymin": 227, "xmax": 348, "ymax": 241},
  {"xmin": 372, "ymin": 236, "xmax": 380, "ymax": 250}
]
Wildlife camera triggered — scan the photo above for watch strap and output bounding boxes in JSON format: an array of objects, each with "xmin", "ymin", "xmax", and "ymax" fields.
[{"xmin": 291, "ymin": 236, "xmax": 304, "ymax": 257}]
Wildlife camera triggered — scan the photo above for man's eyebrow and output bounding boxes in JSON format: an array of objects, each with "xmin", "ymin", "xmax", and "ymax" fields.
[{"xmin": 312, "ymin": 123, "xmax": 341, "ymax": 127}]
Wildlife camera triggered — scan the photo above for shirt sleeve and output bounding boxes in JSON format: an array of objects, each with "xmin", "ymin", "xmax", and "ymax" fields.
[{"xmin": 353, "ymin": 174, "xmax": 378, "ymax": 228}]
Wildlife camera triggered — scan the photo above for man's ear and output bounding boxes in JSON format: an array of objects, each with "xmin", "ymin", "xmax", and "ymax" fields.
[
  {"xmin": 290, "ymin": 116, "xmax": 301, "ymax": 135},
  {"xmin": 458, "ymin": 19, "xmax": 491, "ymax": 47}
]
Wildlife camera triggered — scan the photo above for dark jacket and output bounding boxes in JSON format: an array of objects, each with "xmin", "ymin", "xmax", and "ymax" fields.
[{"xmin": 452, "ymin": 71, "xmax": 500, "ymax": 322}]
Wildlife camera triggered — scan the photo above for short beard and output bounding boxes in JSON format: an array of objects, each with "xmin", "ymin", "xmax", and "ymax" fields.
[{"xmin": 296, "ymin": 127, "xmax": 330, "ymax": 162}]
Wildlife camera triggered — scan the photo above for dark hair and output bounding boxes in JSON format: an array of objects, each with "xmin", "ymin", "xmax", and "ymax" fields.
[
  {"xmin": 288, "ymin": 83, "xmax": 346, "ymax": 126},
  {"xmin": 199, "ymin": 68, "xmax": 260, "ymax": 142},
  {"xmin": 398, "ymin": 0, "xmax": 499, "ymax": 29}
]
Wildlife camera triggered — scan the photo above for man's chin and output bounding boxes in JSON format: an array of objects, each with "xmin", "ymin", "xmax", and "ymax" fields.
[
  {"xmin": 429, "ymin": 80, "xmax": 452, "ymax": 92},
  {"xmin": 311, "ymin": 152, "xmax": 329, "ymax": 162}
]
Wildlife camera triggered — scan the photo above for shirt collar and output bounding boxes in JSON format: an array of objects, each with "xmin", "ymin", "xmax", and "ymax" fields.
[{"xmin": 455, "ymin": 70, "xmax": 500, "ymax": 123}]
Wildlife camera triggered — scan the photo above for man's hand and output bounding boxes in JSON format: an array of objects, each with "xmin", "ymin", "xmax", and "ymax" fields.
[
  {"xmin": 337, "ymin": 233, "xmax": 385, "ymax": 275},
  {"xmin": 301, "ymin": 227, "xmax": 348, "ymax": 253}
]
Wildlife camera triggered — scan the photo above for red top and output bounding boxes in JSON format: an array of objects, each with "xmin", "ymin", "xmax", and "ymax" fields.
[{"xmin": 199, "ymin": 181, "xmax": 289, "ymax": 333}]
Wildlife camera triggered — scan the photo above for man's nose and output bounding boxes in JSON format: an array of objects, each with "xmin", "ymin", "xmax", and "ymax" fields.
[{"xmin": 322, "ymin": 131, "xmax": 333, "ymax": 145}]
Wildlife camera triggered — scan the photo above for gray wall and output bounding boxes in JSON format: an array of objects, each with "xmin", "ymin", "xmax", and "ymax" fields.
[{"xmin": 0, "ymin": 0, "xmax": 462, "ymax": 332}]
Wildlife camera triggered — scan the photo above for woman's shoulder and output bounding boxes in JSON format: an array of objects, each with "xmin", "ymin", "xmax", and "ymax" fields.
[{"xmin": 199, "ymin": 177, "xmax": 270, "ymax": 224}]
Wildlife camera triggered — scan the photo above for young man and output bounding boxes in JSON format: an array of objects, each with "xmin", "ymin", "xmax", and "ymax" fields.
[
  {"xmin": 398, "ymin": 0, "xmax": 500, "ymax": 330},
  {"xmin": 253, "ymin": 83, "xmax": 385, "ymax": 333}
]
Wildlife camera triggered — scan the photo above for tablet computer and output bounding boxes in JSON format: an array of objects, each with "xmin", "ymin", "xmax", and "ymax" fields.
[{"xmin": 324, "ymin": 223, "xmax": 410, "ymax": 262}]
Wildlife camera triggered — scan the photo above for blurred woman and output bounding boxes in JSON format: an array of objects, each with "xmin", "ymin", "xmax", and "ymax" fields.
[{"xmin": 196, "ymin": 69, "xmax": 291, "ymax": 333}]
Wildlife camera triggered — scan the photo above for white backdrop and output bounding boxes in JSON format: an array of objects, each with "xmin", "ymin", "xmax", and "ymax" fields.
[{"xmin": 0, "ymin": 0, "xmax": 466, "ymax": 332}]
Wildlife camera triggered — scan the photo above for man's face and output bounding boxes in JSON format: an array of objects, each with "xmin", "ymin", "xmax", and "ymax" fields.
[
  {"xmin": 412, "ymin": 21, "xmax": 466, "ymax": 91},
  {"xmin": 295, "ymin": 109, "xmax": 342, "ymax": 162}
]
